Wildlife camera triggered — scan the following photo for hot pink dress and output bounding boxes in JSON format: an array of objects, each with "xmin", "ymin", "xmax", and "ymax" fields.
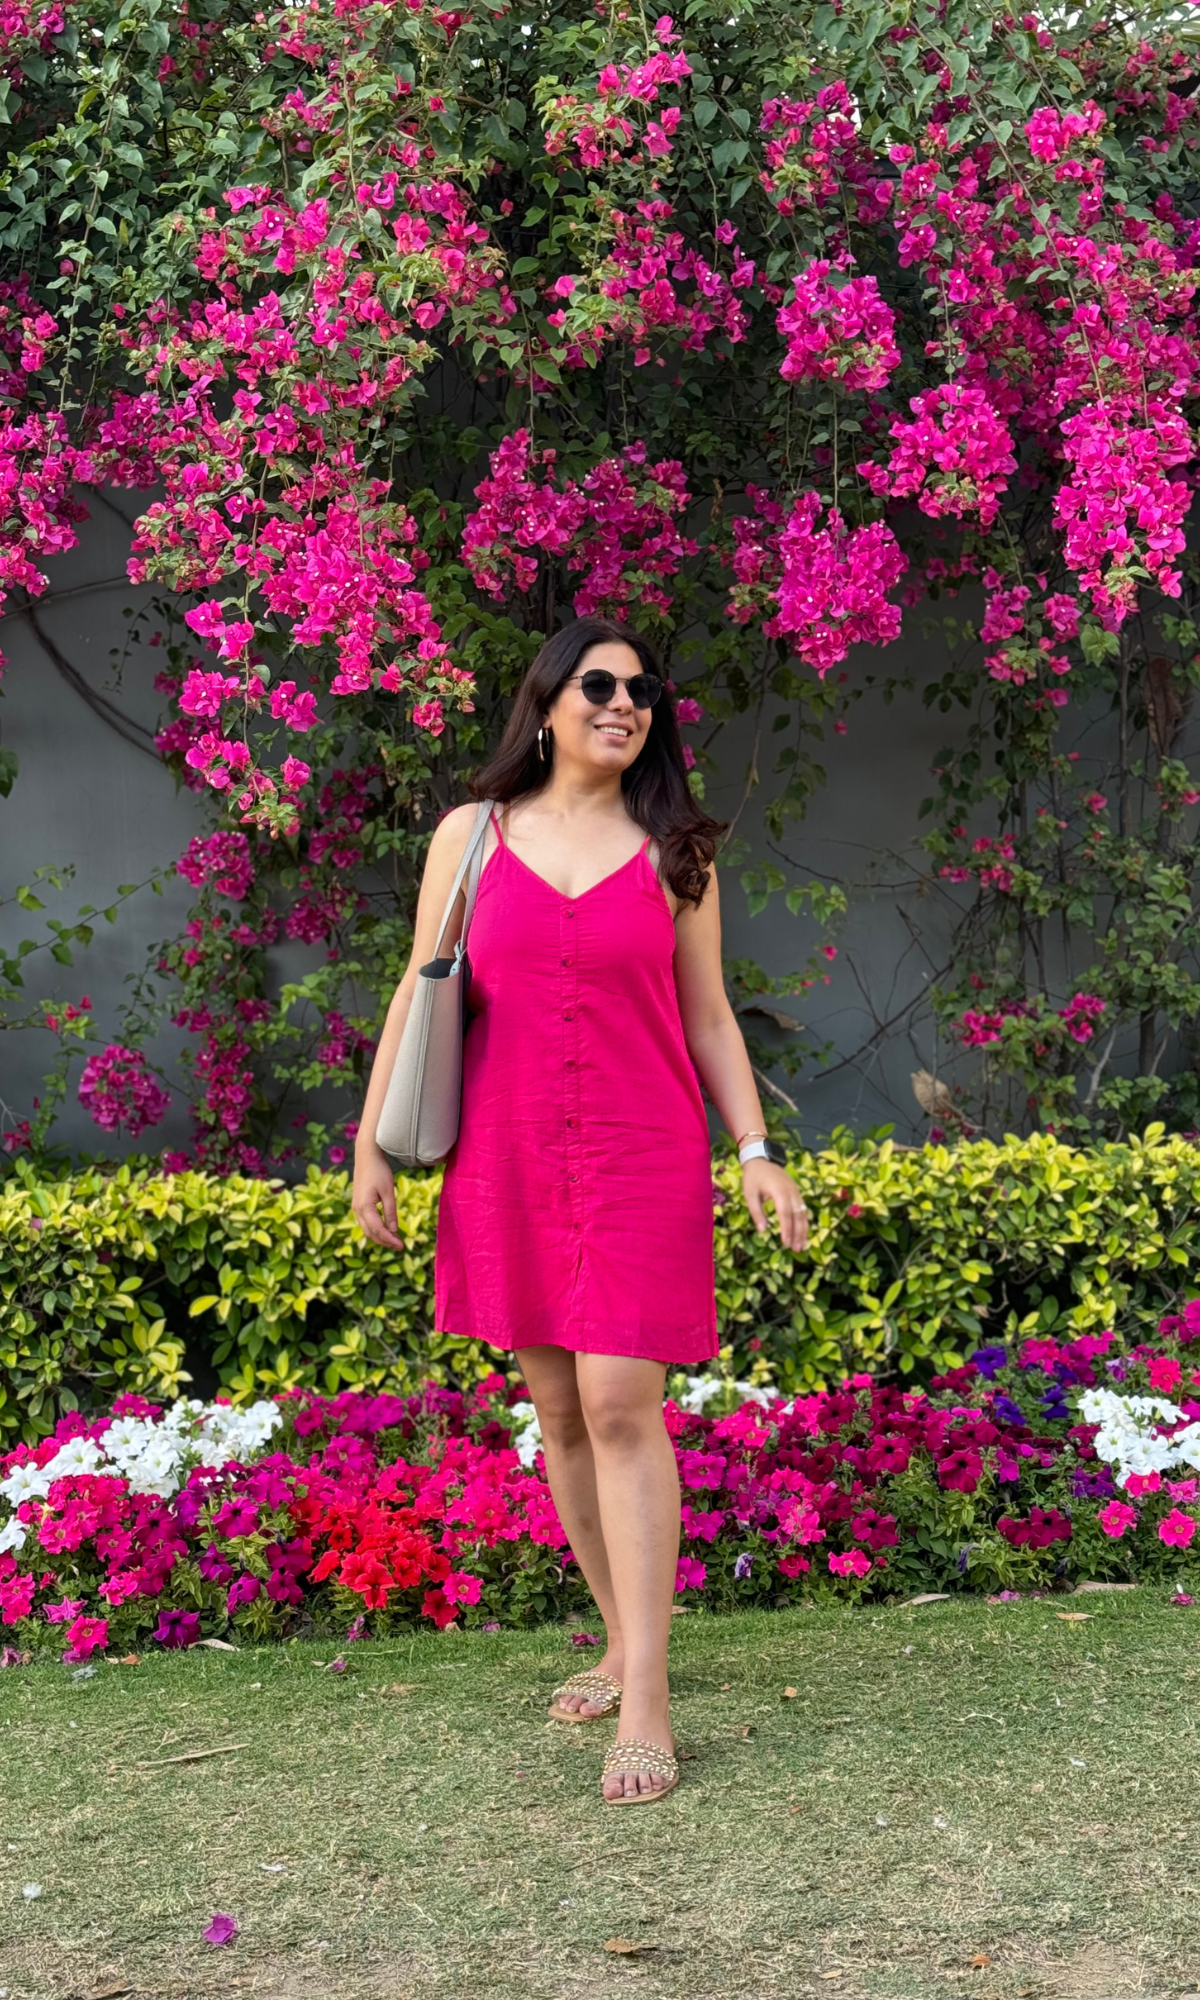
[{"xmin": 434, "ymin": 810, "xmax": 718, "ymax": 1363}]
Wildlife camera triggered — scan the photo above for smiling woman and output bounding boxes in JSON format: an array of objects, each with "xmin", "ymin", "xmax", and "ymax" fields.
[{"xmin": 351, "ymin": 615, "xmax": 811, "ymax": 1808}]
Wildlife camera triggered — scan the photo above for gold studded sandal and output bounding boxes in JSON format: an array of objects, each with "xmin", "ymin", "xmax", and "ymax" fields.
[
  {"xmin": 547, "ymin": 1668, "xmax": 622, "ymax": 1724},
  {"xmin": 601, "ymin": 1737, "xmax": 679, "ymax": 1805}
]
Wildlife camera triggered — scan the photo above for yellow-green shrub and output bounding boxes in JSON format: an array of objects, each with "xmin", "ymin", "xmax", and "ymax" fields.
[{"xmin": 2, "ymin": 1124, "xmax": 1199, "ymax": 1443}]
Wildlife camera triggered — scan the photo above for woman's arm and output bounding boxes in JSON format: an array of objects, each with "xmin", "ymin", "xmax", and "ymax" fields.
[
  {"xmin": 673, "ymin": 864, "xmax": 809, "ymax": 1253},
  {"xmin": 351, "ymin": 803, "xmax": 480, "ymax": 1249}
]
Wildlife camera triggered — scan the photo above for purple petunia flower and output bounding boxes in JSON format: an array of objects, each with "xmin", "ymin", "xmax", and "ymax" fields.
[
  {"xmin": 153, "ymin": 1607, "xmax": 201, "ymax": 1649},
  {"xmin": 734, "ymin": 1551, "xmax": 754, "ymax": 1580},
  {"xmin": 197, "ymin": 1543, "xmax": 233, "ymax": 1584},
  {"xmin": 969, "ymin": 1344, "xmax": 1009, "ymax": 1380}
]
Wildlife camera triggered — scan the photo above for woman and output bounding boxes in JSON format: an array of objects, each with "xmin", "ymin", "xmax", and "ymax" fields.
[{"xmin": 352, "ymin": 615, "xmax": 809, "ymax": 1805}]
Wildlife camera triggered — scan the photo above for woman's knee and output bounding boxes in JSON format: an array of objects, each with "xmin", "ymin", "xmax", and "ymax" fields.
[
  {"xmin": 536, "ymin": 1390, "xmax": 589, "ymax": 1452},
  {"xmin": 579, "ymin": 1385, "xmax": 662, "ymax": 1453}
]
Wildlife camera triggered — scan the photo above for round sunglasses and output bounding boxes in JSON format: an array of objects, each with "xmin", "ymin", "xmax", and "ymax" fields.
[{"xmin": 562, "ymin": 668, "xmax": 663, "ymax": 710}]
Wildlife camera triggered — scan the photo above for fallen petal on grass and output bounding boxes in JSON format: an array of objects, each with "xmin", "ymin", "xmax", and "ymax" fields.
[{"xmin": 202, "ymin": 1912, "xmax": 238, "ymax": 1948}]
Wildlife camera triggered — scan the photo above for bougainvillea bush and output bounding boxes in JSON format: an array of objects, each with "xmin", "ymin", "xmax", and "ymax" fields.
[
  {"xmin": 9, "ymin": 1128, "xmax": 1200, "ymax": 1446},
  {"xmin": 6, "ymin": 0, "xmax": 1200, "ymax": 1163},
  {"xmin": 3, "ymin": 1307, "xmax": 1200, "ymax": 1663}
]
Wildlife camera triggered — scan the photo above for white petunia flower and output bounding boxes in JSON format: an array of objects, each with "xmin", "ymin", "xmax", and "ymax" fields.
[
  {"xmin": 40, "ymin": 1437, "xmax": 104, "ymax": 1483},
  {"xmin": 123, "ymin": 1435, "xmax": 184, "ymax": 1498},
  {"xmin": 0, "ymin": 1516, "xmax": 28, "ymax": 1554},
  {"xmin": 678, "ymin": 1376, "xmax": 725, "ymax": 1414},
  {"xmin": 0, "ymin": 1462, "xmax": 52, "ymax": 1506},
  {"xmin": 507, "ymin": 1401, "xmax": 542, "ymax": 1469}
]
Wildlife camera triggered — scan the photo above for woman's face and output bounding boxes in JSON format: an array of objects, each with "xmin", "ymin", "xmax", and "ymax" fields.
[{"xmin": 543, "ymin": 641, "xmax": 653, "ymax": 773}]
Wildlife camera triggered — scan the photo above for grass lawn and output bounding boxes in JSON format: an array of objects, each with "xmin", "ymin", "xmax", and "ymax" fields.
[{"xmin": 2, "ymin": 1591, "xmax": 1199, "ymax": 2000}]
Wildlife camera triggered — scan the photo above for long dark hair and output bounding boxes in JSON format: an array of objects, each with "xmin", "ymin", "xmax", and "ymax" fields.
[{"xmin": 470, "ymin": 617, "xmax": 726, "ymax": 906}]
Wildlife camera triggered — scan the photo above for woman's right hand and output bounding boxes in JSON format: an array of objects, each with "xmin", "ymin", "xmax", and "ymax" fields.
[{"xmin": 352, "ymin": 1146, "xmax": 405, "ymax": 1251}]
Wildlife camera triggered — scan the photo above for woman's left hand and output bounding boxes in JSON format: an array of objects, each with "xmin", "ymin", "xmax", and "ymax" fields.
[{"xmin": 742, "ymin": 1158, "xmax": 809, "ymax": 1252}]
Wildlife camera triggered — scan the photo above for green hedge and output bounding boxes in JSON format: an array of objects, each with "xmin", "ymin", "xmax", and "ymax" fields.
[{"xmin": 3, "ymin": 1125, "xmax": 1200, "ymax": 1443}]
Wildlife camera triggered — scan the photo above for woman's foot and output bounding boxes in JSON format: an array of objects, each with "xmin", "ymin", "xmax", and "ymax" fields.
[
  {"xmin": 603, "ymin": 1691, "xmax": 675, "ymax": 1799},
  {"xmin": 549, "ymin": 1648, "xmax": 624, "ymax": 1719}
]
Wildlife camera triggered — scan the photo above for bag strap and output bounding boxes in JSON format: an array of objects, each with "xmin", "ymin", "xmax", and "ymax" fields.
[{"xmin": 432, "ymin": 798, "xmax": 493, "ymax": 959}]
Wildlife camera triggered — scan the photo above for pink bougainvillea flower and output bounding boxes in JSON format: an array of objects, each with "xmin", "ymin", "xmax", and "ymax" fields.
[{"xmin": 202, "ymin": 1912, "xmax": 239, "ymax": 1947}]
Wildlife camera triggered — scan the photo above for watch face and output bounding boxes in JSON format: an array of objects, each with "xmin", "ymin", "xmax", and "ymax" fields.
[{"xmin": 765, "ymin": 1138, "xmax": 788, "ymax": 1167}]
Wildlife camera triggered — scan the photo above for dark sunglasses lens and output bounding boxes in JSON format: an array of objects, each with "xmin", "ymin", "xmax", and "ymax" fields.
[
  {"xmin": 579, "ymin": 670, "xmax": 617, "ymax": 704},
  {"xmin": 629, "ymin": 674, "xmax": 662, "ymax": 708}
]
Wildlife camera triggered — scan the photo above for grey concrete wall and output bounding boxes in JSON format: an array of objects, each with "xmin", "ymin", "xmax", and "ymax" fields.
[{"xmin": 0, "ymin": 497, "xmax": 207, "ymax": 1157}]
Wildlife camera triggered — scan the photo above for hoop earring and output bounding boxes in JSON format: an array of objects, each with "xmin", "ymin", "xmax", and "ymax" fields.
[{"xmin": 537, "ymin": 726, "xmax": 551, "ymax": 766}]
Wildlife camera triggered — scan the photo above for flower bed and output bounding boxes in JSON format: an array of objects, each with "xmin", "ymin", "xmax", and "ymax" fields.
[{"xmin": 3, "ymin": 1310, "xmax": 1200, "ymax": 1663}]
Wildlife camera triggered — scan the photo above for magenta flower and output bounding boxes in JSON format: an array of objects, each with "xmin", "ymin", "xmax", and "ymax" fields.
[
  {"xmin": 442, "ymin": 1569, "xmax": 483, "ymax": 1608},
  {"xmin": 78, "ymin": 1045, "xmax": 170, "ymax": 1137},
  {"xmin": 674, "ymin": 1556, "xmax": 707, "ymax": 1591},
  {"xmin": 937, "ymin": 1448, "xmax": 983, "ymax": 1494},
  {"xmin": 197, "ymin": 1544, "xmax": 233, "ymax": 1584},
  {"xmin": 44, "ymin": 1597, "xmax": 84, "ymax": 1624},
  {"xmin": 153, "ymin": 1607, "xmax": 202, "ymax": 1649},
  {"xmin": 829, "ymin": 1549, "xmax": 871, "ymax": 1579},
  {"xmin": 1158, "ymin": 1508, "xmax": 1197, "ymax": 1549},
  {"xmin": 1147, "ymin": 1354, "xmax": 1183, "ymax": 1394},
  {"xmin": 1097, "ymin": 1500, "xmax": 1137, "ymax": 1539},
  {"xmin": 202, "ymin": 1912, "xmax": 238, "ymax": 1947},
  {"xmin": 62, "ymin": 1615, "xmax": 108, "ymax": 1662}
]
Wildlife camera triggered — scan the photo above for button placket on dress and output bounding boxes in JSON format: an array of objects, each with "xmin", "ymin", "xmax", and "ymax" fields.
[{"xmin": 561, "ymin": 903, "xmax": 584, "ymax": 1240}]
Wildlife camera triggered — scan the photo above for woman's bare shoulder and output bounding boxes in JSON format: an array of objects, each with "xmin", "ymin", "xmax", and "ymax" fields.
[{"xmin": 427, "ymin": 801, "xmax": 485, "ymax": 859}]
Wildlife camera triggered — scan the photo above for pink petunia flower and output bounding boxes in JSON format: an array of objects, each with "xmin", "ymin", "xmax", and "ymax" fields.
[
  {"xmin": 1097, "ymin": 1500, "xmax": 1137, "ymax": 1539},
  {"xmin": 828, "ymin": 1549, "xmax": 871, "ymax": 1579},
  {"xmin": 1158, "ymin": 1508, "xmax": 1197, "ymax": 1549}
]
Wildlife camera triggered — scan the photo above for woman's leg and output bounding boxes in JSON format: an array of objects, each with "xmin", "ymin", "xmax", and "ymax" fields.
[
  {"xmin": 515, "ymin": 1344, "xmax": 625, "ymax": 1715},
  {"xmin": 575, "ymin": 1354, "xmax": 680, "ymax": 1799}
]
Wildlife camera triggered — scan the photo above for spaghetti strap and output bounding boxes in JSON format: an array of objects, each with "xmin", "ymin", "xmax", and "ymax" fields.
[{"xmin": 489, "ymin": 806, "xmax": 507, "ymax": 846}]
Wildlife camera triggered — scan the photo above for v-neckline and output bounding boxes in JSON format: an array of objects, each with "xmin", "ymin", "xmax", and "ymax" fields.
[{"xmin": 494, "ymin": 836, "xmax": 648, "ymax": 904}]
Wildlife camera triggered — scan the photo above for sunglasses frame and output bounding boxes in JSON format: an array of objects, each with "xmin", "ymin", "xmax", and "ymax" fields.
[{"xmin": 562, "ymin": 668, "xmax": 663, "ymax": 711}]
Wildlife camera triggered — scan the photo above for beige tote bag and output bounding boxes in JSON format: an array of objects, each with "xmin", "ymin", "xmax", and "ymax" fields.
[{"xmin": 374, "ymin": 798, "xmax": 493, "ymax": 1169}]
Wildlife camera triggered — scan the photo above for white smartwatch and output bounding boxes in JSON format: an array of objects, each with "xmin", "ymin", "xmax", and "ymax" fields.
[{"xmin": 738, "ymin": 1138, "xmax": 770, "ymax": 1166}]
